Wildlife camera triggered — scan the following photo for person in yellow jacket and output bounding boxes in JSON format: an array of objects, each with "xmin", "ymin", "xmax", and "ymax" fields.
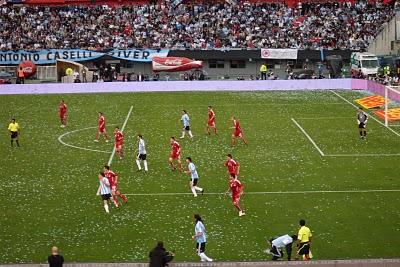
[
  {"xmin": 65, "ymin": 68, "xmax": 73, "ymax": 76},
  {"xmin": 260, "ymin": 64, "xmax": 267, "ymax": 80},
  {"xmin": 8, "ymin": 118, "xmax": 20, "ymax": 147},
  {"xmin": 384, "ymin": 65, "xmax": 390, "ymax": 76},
  {"xmin": 296, "ymin": 219, "xmax": 313, "ymax": 261},
  {"xmin": 397, "ymin": 65, "xmax": 400, "ymax": 78}
]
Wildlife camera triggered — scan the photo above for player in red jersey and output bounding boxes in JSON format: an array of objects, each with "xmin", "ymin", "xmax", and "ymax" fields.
[
  {"xmin": 95, "ymin": 112, "xmax": 110, "ymax": 142},
  {"xmin": 224, "ymin": 154, "xmax": 240, "ymax": 178},
  {"xmin": 169, "ymin": 137, "xmax": 183, "ymax": 172},
  {"xmin": 114, "ymin": 126, "xmax": 124, "ymax": 159},
  {"xmin": 104, "ymin": 165, "xmax": 128, "ymax": 207},
  {"xmin": 59, "ymin": 99, "xmax": 68, "ymax": 128},
  {"xmin": 206, "ymin": 106, "xmax": 218, "ymax": 135},
  {"xmin": 227, "ymin": 174, "xmax": 245, "ymax": 217},
  {"xmin": 231, "ymin": 116, "xmax": 248, "ymax": 146}
]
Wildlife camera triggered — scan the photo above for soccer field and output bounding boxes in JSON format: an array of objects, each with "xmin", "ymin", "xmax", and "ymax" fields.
[{"xmin": 1, "ymin": 90, "xmax": 399, "ymax": 263}]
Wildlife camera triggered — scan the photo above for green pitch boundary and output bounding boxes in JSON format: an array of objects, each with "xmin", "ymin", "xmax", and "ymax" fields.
[{"xmin": 1, "ymin": 259, "xmax": 400, "ymax": 267}]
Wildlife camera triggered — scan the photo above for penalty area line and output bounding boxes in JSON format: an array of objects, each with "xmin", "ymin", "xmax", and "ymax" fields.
[
  {"xmin": 108, "ymin": 106, "xmax": 133, "ymax": 166},
  {"xmin": 291, "ymin": 118, "xmax": 325, "ymax": 156},
  {"xmin": 330, "ymin": 90, "xmax": 400, "ymax": 138},
  {"xmin": 124, "ymin": 189, "xmax": 400, "ymax": 196}
]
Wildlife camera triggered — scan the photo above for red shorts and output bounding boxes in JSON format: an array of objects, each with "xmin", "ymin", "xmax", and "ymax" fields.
[
  {"xmin": 233, "ymin": 130, "xmax": 243, "ymax": 138},
  {"xmin": 115, "ymin": 142, "xmax": 123, "ymax": 150},
  {"xmin": 99, "ymin": 127, "xmax": 106, "ymax": 133},
  {"xmin": 60, "ymin": 113, "xmax": 66, "ymax": 119},
  {"xmin": 170, "ymin": 152, "xmax": 180, "ymax": 160},
  {"xmin": 232, "ymin": 194, "xmax": 241, "ymax": 205},
  {"xmin": 208, "ymin": 119, "xmax": 215, "ymax": 127}
]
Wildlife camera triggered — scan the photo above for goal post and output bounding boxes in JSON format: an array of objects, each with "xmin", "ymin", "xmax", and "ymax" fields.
[{"xmin": 384, "ymin": 85, "xmax": 400, "ymax": 127}]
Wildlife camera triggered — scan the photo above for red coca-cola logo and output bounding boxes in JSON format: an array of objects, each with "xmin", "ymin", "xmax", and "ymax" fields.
[
  {"xmin": 261, "ymin": 49, "xmax": 270, "ymax": 58},
  {"xmin": 165, "ymin": 59, "xmax": 183, "ymax": 66},
  {"xmin": 18, "ymin": 61, "xmax": 37, "ymax": 78}
]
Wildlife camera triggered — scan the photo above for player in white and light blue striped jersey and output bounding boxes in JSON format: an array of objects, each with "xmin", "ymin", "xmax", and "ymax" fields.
[
  {"xmin": 136, "ymin": 134, "xmax": 148, "ymax": 171},
  {"xmin": 185, "ymin": 157, "xmax": 204, "ymax": 197},
  {"xmin": 97, "ymin": 172, "xmax": 111, "ymax": 213},
  {"xmin": 192, "ymin": 214, "xmax": 213, "ymax": 262},
  {"xmin": 180, "ymin": 110, "xmax": 193, "ymax": 139}
]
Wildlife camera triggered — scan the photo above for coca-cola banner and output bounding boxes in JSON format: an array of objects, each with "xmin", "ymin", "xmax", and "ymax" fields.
[
  {"xmin": 152, "ymin": 57, "xmax": 203, "ymax": 72},
  {"xmin": 261, "ymin": 49, "xmax": 298, "ymax": 59}
]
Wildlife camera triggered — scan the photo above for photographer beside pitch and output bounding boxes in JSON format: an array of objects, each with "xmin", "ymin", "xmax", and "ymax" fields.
[{"xmin": 149, "ymin": 241, "xmax": 174, "ymax": 267}]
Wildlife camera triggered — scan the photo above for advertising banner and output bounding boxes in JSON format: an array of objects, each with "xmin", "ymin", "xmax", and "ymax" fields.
[
  {"xmin": 261, "ymin": 49, "xmax": 298, "ymax": 59},
  {"xmin": 0, "ymin": 49, "xmax": 170, "ymax": 65},
  {"xmin": 152, "ymin": 57, "xmax": 203, "ymax": 72}
]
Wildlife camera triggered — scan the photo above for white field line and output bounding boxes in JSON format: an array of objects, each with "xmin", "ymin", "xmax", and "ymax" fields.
[
  {"xmin": 58, "ymin": 126, "xmax": 112, "ymax": 154},
  {"xmin": 291, "ymin": 118, "xmax": 325, "ymax": 156},
  {"xmin": 107, "ymin": 106, "xmax": 133, "ymax": 166},
  {"xmin": 330, "ymin": 90, "xmax": 400, "ymax": 137},
  {"xmin": 296, "ymin": 117, "xmax": 353, "ymax": 120},
  {"xmin": 124, "ymin": 189, "xmax": 400, "ymax": 196}
]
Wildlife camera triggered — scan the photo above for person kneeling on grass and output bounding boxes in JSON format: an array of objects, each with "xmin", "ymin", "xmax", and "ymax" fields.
[{"xmin": 265, "ymin": 234, "xmax": 297, "ymax": 261}]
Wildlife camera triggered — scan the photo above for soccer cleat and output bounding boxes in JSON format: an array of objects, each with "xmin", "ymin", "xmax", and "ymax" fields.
[
  {"xmin": 105, "ymin": 140, "xmax": 109, "ymax": 143},
  {"xmin": 264, "ymin": 249, "xmax": 272, "ymax": 254},
  {"xmin": 180, "ymin": 136, "xmax": 184, "ymax": 139},
  {"xmin": 239, "ymin": 211, "xmax": 246, "ymax": 217},
  {"xmin": 201, "ymin": 189, "xmax": 204, "ymax": 195},
  {"xmin": 94, "ymin": 139, "xmax": 99, "ymax": 142}
]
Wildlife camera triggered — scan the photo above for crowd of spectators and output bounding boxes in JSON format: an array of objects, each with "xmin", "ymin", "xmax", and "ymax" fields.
[{"xmin": 0, "ymin": 1, "xmax": 395, "ymax": 51}]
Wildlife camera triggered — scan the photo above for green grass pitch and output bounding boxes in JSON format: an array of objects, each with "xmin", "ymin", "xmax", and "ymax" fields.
[{"xmin": 0, "ymin": 90, "xmax": 399, "ymax": 263}]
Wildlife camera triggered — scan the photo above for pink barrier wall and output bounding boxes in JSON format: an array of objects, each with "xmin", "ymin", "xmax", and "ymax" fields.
[{"xmin": 0, "ymin": 79, "xmax": 376, "ymax": 95}]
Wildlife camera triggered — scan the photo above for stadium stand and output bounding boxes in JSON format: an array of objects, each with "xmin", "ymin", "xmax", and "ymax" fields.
[{"xmin": 0, "ymin": 1, "xmax": 395, "ymax": 50}]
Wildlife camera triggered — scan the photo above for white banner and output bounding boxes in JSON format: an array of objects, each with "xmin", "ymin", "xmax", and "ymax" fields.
[{"xmin": 261, "ymin": 49, "xmax": 298, "ymax": 59}]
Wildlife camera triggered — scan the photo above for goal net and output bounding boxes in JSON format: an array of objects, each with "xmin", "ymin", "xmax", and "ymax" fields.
[{"xmin": 382, "ymin": 85, "xmax": 400, "ymax": 127}]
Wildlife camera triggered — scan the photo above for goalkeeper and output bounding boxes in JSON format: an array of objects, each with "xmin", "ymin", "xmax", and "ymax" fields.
[{"xmin": 357, "ymin": 107, "xmax": 368, "ymax": 140}]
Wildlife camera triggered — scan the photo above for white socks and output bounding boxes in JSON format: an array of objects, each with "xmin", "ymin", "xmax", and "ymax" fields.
[
  {"xmin": 199, "ymin": 253, "xmax": 213, "ymax": 262},
  {"xmin": 194, "ymin": 186, "xmax": 203, "ymax": 191},
  {"xmin": 191, "ymin": 186, "xmax": 197, "ymax": 197},
  {"xmin": 181, "ymin": 131, "xmax": 193, "ymax": 138},
  {"xmin": 191, "ymin": 186, "xmax": 204, "ymax": 197},
  {"xmin": 136, "ymin": 159, "xmax": 141, "ymax": 170},
  {"xmin": 104, "ymin": 203, "xmax": 109, "ymax": 213},
  {"xmin": 136, "ymin": 160, "xmax": 148, "ymax": 171}
]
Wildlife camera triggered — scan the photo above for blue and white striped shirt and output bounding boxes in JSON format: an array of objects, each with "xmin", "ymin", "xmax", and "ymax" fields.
[
  {"xmin": 194, "ymin": 221, "xmax": 207, "ymax": 243},
  {"xmin": 188, "ymin": 162, "xmax": 199, "ymax": 179},
  {"xmin": 100, "ymin": 177, "xmax": 111, "ymax": 195},
  {"xmin": 181, "ymin": 114, "xmax": 190, "ymax": 127}
]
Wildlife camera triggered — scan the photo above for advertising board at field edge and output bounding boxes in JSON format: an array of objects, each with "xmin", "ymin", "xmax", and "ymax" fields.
[{"xmin": 0, "ymin": 49, "xmax": 170, "ymax": 65}]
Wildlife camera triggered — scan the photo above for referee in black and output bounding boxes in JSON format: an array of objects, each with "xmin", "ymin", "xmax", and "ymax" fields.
[
  {"xmin": 357, "ymin": 107, "xmax": 368, "ymax": 140},
  {"xmin": 8, "ymin": 118, "xmax": 20, "ymax": 147}
]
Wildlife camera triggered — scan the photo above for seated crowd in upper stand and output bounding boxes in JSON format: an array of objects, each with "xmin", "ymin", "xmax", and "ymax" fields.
[{"xmin": 0, "ymin": 1, "xmax": 394, "ymax": 50}]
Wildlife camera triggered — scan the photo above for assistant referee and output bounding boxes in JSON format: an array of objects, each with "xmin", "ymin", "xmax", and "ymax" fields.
[
  {"xmin": 8, "ymin": 118, "xmax": 20, "ymax": 147},
  {"xmin": 296, "ymin": 219, "xmax": 312, "ymax": 261}
]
